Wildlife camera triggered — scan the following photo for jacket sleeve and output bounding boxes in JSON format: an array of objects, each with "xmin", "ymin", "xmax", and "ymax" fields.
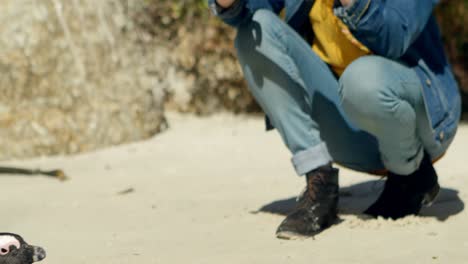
[
  {"xmin": 335, "ymin": 0, "xmax": 439, "ymax": 59},
  {"xmin": 208, "ymin": 0, "xmax": 284, "ymax": 27},
  {"xmin": 208, "ymin": 0, "xmax": 249, "ymax": 27}
]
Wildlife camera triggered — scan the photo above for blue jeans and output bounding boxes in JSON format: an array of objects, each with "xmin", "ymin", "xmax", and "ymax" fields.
[{"xmin": 235, "ymin": 10, "xmax": 459, "ymax": 176}]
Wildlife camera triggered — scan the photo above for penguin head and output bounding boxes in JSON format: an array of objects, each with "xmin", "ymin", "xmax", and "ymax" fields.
[{"xmin": 0, "ymin": 233, "xmax": 46, "ymax": 264}]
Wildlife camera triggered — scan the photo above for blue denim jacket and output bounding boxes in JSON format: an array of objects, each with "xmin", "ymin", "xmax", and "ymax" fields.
[{"xmin": 209, "ymin": 0, "xmax": 461, "ymax": 144}]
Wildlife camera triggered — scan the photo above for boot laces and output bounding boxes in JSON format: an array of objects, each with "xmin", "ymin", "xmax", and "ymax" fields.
[{"xmin": 297, "ymin": 172, "xmax": 327, "ymax": 203}]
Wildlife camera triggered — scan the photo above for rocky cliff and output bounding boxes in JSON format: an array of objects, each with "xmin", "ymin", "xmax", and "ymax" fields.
[{"xmin": 0, "ymin": 0, "xmax": 167, "ymax": 159}]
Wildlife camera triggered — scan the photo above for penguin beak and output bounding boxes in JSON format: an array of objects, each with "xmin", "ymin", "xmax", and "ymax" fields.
[{"xmin": 31, "ymin": 246, "xmax": 46, "ymax": 262}]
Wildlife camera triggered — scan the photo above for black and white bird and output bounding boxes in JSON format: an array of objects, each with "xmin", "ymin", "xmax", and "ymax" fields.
[{"xmin": 0, "ymin": 233, "xmax": 46, "ymax": 264}]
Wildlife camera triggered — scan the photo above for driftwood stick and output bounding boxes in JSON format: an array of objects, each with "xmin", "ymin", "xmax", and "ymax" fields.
[{"xmin": 0, "ymin": 167, "xmax": 68, "ymax": 181}]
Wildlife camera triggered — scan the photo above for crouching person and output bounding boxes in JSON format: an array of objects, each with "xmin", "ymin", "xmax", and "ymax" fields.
[{"xmin": 209, "ymin": 0, "xmax": 461, "ymax": 239}]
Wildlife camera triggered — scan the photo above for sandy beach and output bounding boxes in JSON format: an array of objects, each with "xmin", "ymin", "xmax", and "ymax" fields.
[{"xmin": 1, "ymin": 112, "xmax": 467, "ymax": 264}]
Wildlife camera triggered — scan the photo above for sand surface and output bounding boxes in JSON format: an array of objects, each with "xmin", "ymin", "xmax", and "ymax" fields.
[{"xmin": 1, "ymin": 113, "xmax": 467, "ymax": 264}]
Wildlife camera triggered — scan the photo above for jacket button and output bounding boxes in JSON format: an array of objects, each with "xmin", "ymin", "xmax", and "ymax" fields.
[
  {"xmin": 426, "ymin": 79, "xmax": 432, "ymax": 86},
  {"xmin": 439, "ymin": 131, "xmax": 445, "ymax": 141}
]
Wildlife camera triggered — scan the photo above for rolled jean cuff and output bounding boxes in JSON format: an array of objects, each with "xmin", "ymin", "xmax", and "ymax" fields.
[{"xmin": 292, "ymin": 142, "xmax": 333, "ymax": 176}]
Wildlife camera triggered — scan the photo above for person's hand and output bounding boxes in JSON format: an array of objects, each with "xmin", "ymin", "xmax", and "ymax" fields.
[
  {"xmin": 216, "ymin": 0, "xmax": 236, "ymax": 8},
  {"xmin": 339, "ymin": 0, "xmax": 353, "ymax": 7}
]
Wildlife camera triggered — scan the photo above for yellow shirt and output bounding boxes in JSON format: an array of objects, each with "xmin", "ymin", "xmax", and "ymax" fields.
[{"xmin": 310, "ymin": 0, "xmax": 370, "ymax": 76}]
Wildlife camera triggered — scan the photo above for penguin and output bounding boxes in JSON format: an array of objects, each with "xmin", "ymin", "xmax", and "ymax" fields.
[{"xmin": 0, "ymin": 233, "xmax": 46, "ymax": 264}]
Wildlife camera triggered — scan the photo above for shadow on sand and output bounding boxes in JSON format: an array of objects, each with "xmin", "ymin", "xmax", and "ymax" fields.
[{"xmin": 257, "ymin": 180, "xmax": 464, "ymax": 221}]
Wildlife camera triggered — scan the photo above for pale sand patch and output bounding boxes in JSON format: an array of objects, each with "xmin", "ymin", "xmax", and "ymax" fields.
[{"xmin": 0, "ymin": 112, "xmax": 467, "ymax": 264}]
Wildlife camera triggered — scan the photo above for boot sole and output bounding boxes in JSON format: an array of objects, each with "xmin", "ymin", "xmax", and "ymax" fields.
[
  {"xmin": 422, "ymin": 182, "xmax": 440, "ymax": 207},
  {"xmin": 275, "ymin": 213, "xmax": 337, "ymax": 240},
  {"xmin": 276, "ymin": 231, "xmax": 313, "ymax": 240}
]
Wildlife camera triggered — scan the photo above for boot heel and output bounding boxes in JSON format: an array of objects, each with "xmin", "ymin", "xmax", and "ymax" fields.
[{"xmin": 422, "ymin": 183, "xmax": 440, "ymax": 207}]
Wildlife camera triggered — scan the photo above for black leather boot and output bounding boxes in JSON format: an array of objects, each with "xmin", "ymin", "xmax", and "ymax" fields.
[
  {"xmin": 276, "ymin": 165, "xmax": 339, "ymax": 239},
  {"xmin": 364, "ymin": 152, "xmax": 440, "ymax": 219}
]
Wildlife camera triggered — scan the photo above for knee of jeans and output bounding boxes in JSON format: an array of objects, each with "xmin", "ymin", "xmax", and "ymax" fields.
[
  {"xmin": 235, "ymin": 9, "xmax": 283, "ymax": 54},
  {"xmin": 339, "ymin": 56, "xmax": 390, "ymax": 118}
]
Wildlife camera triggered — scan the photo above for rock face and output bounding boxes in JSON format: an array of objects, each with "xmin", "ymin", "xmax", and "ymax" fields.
[
  {"xmin": 0, "ymin": 0, "xmax": 167, "ymax": 160},
  {"xmin": 132, "ymin": 1, "xmax": 259, "ymax": 115},
  {"xmin": 436, "ymin": 1, "xmax": 468, "ymax": 119}
]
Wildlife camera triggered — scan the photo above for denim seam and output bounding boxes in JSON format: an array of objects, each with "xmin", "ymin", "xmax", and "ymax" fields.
[
  {"xmin": 268, "ymin": 17, "xmax": 307, "ymax": 88},
  {"xmin": 355, "ymin": 0, "xmax": 371, "ymax": 22},
  {"xmin": 336, "ymin": 0, "xmax": 371, "ymax": 29}
]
